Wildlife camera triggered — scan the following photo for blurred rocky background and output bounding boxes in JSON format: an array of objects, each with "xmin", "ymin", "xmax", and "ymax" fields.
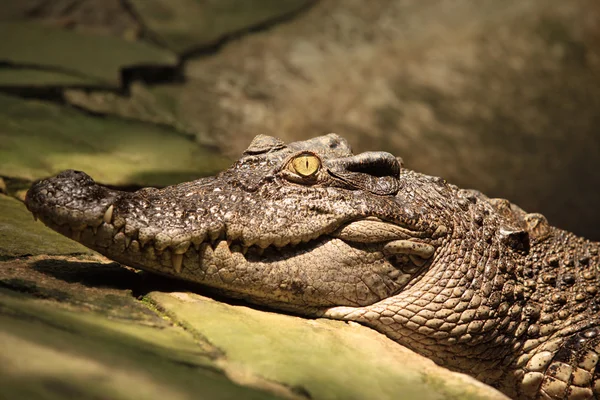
[{"xmin": 0, "ymin": 1, "xmax": 598, "ymax": 399}]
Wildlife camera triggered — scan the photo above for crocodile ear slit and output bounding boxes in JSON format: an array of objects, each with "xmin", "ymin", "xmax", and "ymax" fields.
[{"xmin": 498, "ymin": 226, "xmax": 530, "ymax": 253}]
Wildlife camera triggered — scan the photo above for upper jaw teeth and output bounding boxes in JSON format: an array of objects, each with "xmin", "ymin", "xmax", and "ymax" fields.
[
  {"xmin": 70, "ymin": 206, "xmax": 424, "ymax": 273},
  {"xmin": 172, "ymin": 241, "xmax": 191, "ymax": 254},
  {"xmin": 103, "ymin": 205, "xmax": 114, "ymax": 224}
]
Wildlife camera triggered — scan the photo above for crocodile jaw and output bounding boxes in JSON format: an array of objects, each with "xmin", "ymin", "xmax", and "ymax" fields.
[{"xmin": 25, "ymin": 170, "xmax": 435, "ymax": 311}]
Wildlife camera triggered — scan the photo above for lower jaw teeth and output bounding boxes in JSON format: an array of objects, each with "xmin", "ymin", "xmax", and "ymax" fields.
[
  {"xmin": 103, "ymin": 205, "xmax": 114, "ymax": 224},
  {"xmin": 171, "ymin": 253, "xmax": 183, "ymax": 273}
]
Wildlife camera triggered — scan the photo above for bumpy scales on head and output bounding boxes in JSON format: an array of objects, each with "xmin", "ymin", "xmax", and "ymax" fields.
[{"xmin": 26, "ymin": 134, "xmax": 600, "ymax": 400}]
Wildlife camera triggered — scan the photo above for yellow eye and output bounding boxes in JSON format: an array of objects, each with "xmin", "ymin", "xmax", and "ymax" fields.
[{"xmin": 290, "ymin": 154, "xmax": 320, "ymax": 177}]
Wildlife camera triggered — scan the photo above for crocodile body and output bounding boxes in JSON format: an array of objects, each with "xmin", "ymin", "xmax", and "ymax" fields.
[{"xmin": 25, "ymin": 134, "xmax": 600, "ymax": 399}]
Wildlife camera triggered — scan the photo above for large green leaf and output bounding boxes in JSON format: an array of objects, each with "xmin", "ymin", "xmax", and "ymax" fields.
[
  {"xmin": 128, "ymin": 0, "xmax": 314, "ymax": 53},
  {"xmin": 0, "ymin": 93, "xmax": 230, "ymax": 186},
  {"xmin": 0, "ymin": 22, "xmax": 177, "ymax": 88}
]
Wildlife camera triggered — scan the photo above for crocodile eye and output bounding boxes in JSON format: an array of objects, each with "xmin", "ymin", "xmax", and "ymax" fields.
[{"xmin": 289, "ymin": 153, "xmax": 320, "ymax": 177}]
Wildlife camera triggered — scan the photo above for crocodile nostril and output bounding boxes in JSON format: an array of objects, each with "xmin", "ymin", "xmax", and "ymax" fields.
[{"xmin": 57, "ymin": 169, "xmax": 86, "ymax": 179}]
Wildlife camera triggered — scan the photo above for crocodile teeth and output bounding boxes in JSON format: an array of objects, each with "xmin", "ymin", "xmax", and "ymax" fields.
[
  {"xmin": 215, "ymin": 241, "xmax": 231, "ymax": 256},
  {"xmin": 89, "ymin": 218, "xmax": 103, "ymax": 229},
  {"xmin": 172, "ymin": 241, "xmax": 191, "ymax": 254},
  {"xmin": 273, "ymin": 237, "xmax": 290, "ymax": 247},
  {"xmin": 123, "ymin": 234, "xmax": 132, "ymax": 249},
  {"xmin": 103, "ymin": 205, "xmax": 114, "ymax": 224},
  {"xmin": 171, "ymin": 253, "xmax": 183, "ymax": 274},
  {"xmin": 191, "ymin": 232, "xmax": 206, "ymax": 250},
  {"xmin": 126, "ymin": 239, "xmax": 140, "ymax": 254},
  {"xmin": 208, "ymin": 227, "xmax": 222, "ymax": 242},
  {"xmin": 138, "ymin": 235, "xmax": 150, "ymax": 248},
  {"xmin": 154, "ymin": 233, "xmax": 171, "ymax": 252},
  {"xmin": 257, "ymin": 238, "xmax": 271, "ymax": 249}
]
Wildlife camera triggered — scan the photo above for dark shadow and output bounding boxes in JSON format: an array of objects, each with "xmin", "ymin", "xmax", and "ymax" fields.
[
  {"xmin": 0, "ymin": 278, "xmax": 72, "ymax": 303},
  {"xmin": 121, "ymin": 64, "xmax": 185, "ymax": 88},
  {"xmin": 136, "ymin": 272, "xmax": 313, "ymax": 319},
  {"xmin": 29, "ymin": 258, "xmax": 309, "ymax": 318},
  {"xmin": 31, "ymin": 259, "xmax": 139, "ymax": 291},
  {"xmin": 27, "ymin": 258, "xmax": 238, "ymax": 306},
  {"xmin": 135, "ymin": 272, "xmax": 251, "ymax": 306}
]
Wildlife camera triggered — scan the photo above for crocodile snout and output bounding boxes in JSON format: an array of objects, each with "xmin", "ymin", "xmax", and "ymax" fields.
[{"xmin": 25, "ymin": 170, "xmax": 119, "ymax": 233}]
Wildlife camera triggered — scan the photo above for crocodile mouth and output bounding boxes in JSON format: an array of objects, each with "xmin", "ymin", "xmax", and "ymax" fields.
[{"xmin": 29, "ymin": 200, "xmax": 438, "ymax": 279}]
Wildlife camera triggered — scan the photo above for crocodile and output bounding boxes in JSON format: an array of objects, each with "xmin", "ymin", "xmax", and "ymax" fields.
[{"xmin": 25, "ymin": 134, "xmax": 600, "ymax": 400}]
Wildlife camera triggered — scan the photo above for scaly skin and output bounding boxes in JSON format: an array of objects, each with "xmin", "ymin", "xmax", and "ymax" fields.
[{"xmin": 25, "ymin": 134, "xmax": 600, "ymax": 399}]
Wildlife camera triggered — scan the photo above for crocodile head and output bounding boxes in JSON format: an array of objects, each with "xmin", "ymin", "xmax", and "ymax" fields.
[{"xmin": 25, "ymin": 134, "xmax": 457, "ymax": 312}]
